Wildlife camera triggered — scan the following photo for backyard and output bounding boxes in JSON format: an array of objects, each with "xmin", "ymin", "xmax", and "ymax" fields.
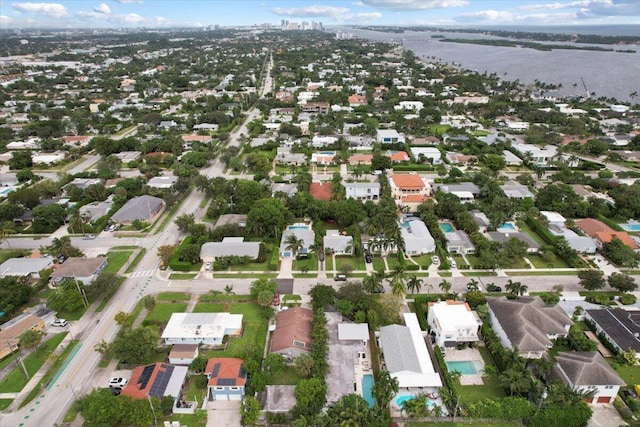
[{"xmin": 453, "ymin": 347, "xmax": 506, "ymax": 404}]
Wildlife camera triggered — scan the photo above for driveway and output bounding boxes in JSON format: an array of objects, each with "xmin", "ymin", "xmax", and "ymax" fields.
[
  {"xmin": 206, "ymin": 400, "xmax": 241, "ymax": 427},
  {"xmin": 588, "ymin": 403, "xmax": 627, "ymax": 427}
]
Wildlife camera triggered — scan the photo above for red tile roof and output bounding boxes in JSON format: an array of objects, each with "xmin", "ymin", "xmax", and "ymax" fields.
[
  {"xmin": 205, "ymin": 358, "xmax": 246, "ymax": 387},
  {"xmin": 270, "ymin": 307, "xmax": 313, "ymax": 353},
  {"xmin": 309, "ymin": 182, "xmax": 332, "ymax": 201},
  {"xmin": 388, "ymin": 151, "xmax": 409, "ymax": 162},
  {"xmin": 575, "ymin": 218, "xmax": 614, "ymax": 237},
  {"xmin": 595, "ymin": 232, "xmax": 638, "ymax": 250},
  {"xmin": 121, "ymin": 363, "xmax": 177, "ymax": 400},
  {"xmin": 391, "ymin": 174, "xmax": 425, "ymax": 190}
]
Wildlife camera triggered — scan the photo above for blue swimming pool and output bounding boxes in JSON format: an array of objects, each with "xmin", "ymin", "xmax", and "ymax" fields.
[
  {"xmin": 621, "ymin": 222, "xmax": 640, "ymax": 232},
  {"xmin": 446, "ymin": 360, "xmax": 479, "ymax": 375},
  {"xmin": 440, "ymin": 223, "xmax": 454, "ymax": 233},
  {"xmin": 318, "ymin": 151, "xmax": 335, "ymax": 155},
  {"xmin": 395, "ymin": 394, "xmax": 436, "ymax": 408},
  {"xmin": 362, "ymin": 374, "xmax": 375, "ymax": 408},
  {"xmin": 287, "ymin": 225, "xmax": 308, "ymax": 230},
  {"xmin": 498, "ymin": 222, "xmax": 517, "ymax": 230}
]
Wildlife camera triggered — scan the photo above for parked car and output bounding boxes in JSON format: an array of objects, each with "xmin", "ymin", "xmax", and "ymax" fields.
[
  {"xmin": 204, "ymin": 261, "xmax": 213, "ymax": 270},
  {"xmin": 333, "ymin": 274, "xmax": 347, "ymax": 281},
  {"xmin": 431, "ymin": 255, "xmax": 440, "ymax": 265},
  {"xmin": 447, "ymin": 257, "xmax": 457, "ymax": 268},
  {"xmin": 51, "ymin": 319, "xmax": 68, "ymax": 327},
  {"xmin": 365, "ymin": 254, "xmax": 372, "ymax": 263},
  {"xmin": 318, "ymin": 252, "xmax": 325, "ymax": 262},
  {"xmin": 487, "ymin": 284, "xmax": 502, "ymax": 292},
  {"xmin": 372, "ymin": 286, "xmax": 385, "ymax": 293},
  {"xmin": 109, "ymin": 378, "xmax": 128, "ymax": 388},
  {"xmin": 83, "ymin": 234, "xmax": 96, "ymax": 240},
  {"xmin": 57, "ymin": 255, "xmax": 66, "ymax": 264}
]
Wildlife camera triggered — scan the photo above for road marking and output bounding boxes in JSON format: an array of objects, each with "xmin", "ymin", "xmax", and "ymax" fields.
[{"xmin": 130, "ymin": 269, "xmax": 155, "ymax": 278}]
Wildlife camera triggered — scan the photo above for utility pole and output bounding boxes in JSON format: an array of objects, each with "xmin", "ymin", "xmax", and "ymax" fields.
[
  {"xmin": 147, "ymin": 394, "xmax": 158, "ymax": 427},
  {"xmin": 7, "ymin": 340, "xmax": 29, "ymax": 379}
]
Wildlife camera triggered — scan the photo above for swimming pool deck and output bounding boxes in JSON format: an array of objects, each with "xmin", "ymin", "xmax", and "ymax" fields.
[{"xmin": 444, "ymin": 347, "xmax": 485, "ymax": 385}]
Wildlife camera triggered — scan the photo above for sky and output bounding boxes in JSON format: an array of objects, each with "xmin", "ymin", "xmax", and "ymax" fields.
[{"xmin": 0, "ymin": 0, "xmax": 639, "ymax": 29}]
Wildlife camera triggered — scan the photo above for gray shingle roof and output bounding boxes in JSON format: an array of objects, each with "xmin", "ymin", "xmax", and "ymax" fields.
[
  {"xmin": 200, "ymin": 238, "xmax": 260, "ymax": 259},
  {"xmin": 586, "ymin": 308, "xmax": 640, "ymax": 353},
  {"xmin": 487, "ymin": 296, "xmax": 573, "ymax": 353},
  {"xmin": 379, "ymin": 324, "xmax": 421, "ymax": 373},
  {"xmin": 553, "ymin": 351, "xmax": 625, "ymax": 387},
  {"xmin": 111, "ymin": 195, "xmax": 164, "ymax": 223},
  {"xmin": 487, "ymin": 231, "xmax": 540, "ymax": 249}
]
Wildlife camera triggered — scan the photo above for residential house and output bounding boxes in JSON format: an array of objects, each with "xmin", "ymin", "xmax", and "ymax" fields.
[
  {"xmin": 79, "ymin": 197, "xmax": 114, "ymax": 224},
  {"xmin": 386, "ymin": 150, "xmax": 410, "ymax": 163},
  {"xmin": 280, "ymin": 224, "xmax": 314, "ymax": 258},
  {"xmin": 500, "ymin": 181, "xmax": 534, "ymax": 199},
  {"xmin": 309, "ymin": 182, "xmax": 332, "ymax": 201},
  {"xmin": 400, "ymin": 217, "xmax": 436, "ymax": 255},
  {"xmin": 311, "ymin": 151, "xmax": 336, "ymax": 165},
  {"xmin": 585, "ymin": 308, "xmax": 640, "ymax": 360},
  {"xmin": 433, "ymin": 182, "xmax": 480, "ymax": 204},
  {"xmin": 121, "ymin": 363, "xmax": 190, "ymax": 411},
  {"xmin": 110, "ymin": 195, "xmax": 165, "ymax": 225},
  {"xmin": 543, "ymin": 212, "xmax": 597, "ymax": 254},
  {"xmin": 270, "ymin": 307, "xmax": 313, "ymax": 360},
  {"xmin": 427, "ymin": 301, "xmax": 481, "ymax": 349},
  {"xmin": 200, "ymin": 238, "xmax": 261, "ymax": 262},
  {"xmin": 0, "ymin": 305, "xmax": 56, "ymax": 358},
  {"xmin": 62, "ymin": 178, "xmax": 102, "ymax": 195},
  {"xmin": 205, "ymin": 358, "xmax": 246, "ymax": 401},
  {"xmin": 51, "ymin": 257, "xmax": 108, "ymax": 285},
  {"xmin": 389, "ymin": 173, "xmax": 431, "ymax": 211},
  {"xmin": 181, "ymin": 134, "xmax": 212, "ymax": 147},
  {"xmin": 272, "ymin": 183, "xmax": 298, "ymax": 197},
  {"xmin": 376, "ymin": 129, "xmax": 405, "ymax": 144},
  {"xmin": 168, "ymin": 344, "xmax": 199, "ymax": 365},
  {"xmin": 487, "ymin": 297, "xmax": 573, "ymax": 359},
  {"xmin": 379, "ymin": 313, "xmax": 442, "ymax": 393},
  {"xmin": 300, "ymin": 102, "xmax": 329, "ymax": 114},
  {"xmin": 311, "ymin": 136, "xmax": 337, "ymax": 147},
  {"xmin": 446, "ymin": 152, "xmax": 477, "ymax": 166},
  {"xmin": 147, "ymin": 175, "xmax": 178, "ymax": 189},
  {"xmin": 344, "ymin": 182, "xmax": 380, "ymax": 201},
  {"xmin": 161, "ymin": 313, "xmax": 243, "ymax": 346},
  {"xmin": 410, "ymin": 147, "xmax": 442, "ymax": 164},
  {"xmin": 503, "ymin": 150, "xmax": 523, "ymax": 166},
  {"xmin": 348, "ymin": 94, "xmax": 367, "ymax": 107},
  {"xmin": 575, "ymin": 218, "xmax": 638, "ymax": 251},
  {"xmin": 445, "ymin": 230, "xmax": 475, "ymax": 255},
  {"xmin": 487, "ymin": 231, "xmax": 540, "ymax": 254},
  {"xmin": 348, "ymin": 154, "xmax": 373, "ymax": 165},
  {"xmin": 275, "ymin": 146, "xmax": 306, "ymax": 166},
  {"xmin": 471, "ymin": 210, "xmax": 491, "ymax": 232},
  {"xmin": 0, "ymin": 257, "xmax": 54, "ymax": 280},
  {"xmin": 324, "ymin": 230, "xmax": 353, "ymax": 255},
  {"xmin": 113, "ymin": 151, "xmax": 141, "ymax": 163},
  {"xmin": 552, "ymin": 352, "xmax": 625, "ymax": 404}
]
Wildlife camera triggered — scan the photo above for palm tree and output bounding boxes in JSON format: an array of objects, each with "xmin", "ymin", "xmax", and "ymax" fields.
[
  {"xmin": 209, "ymin": 289, "xmax": 222, "ymax": 301},
  {"xmin": 505, "ymin": 279, "xmax": 527, "ymax": 298},
  {"xmin": 363, "ymin": 272, "xmax": 383, "ymax": 294},
  {"xmin": 284, "ymin": 234, "xmax": 304, "ymax": 261},
  {"xmin": 466, "ymin": 278, "xmax": 480, "ymax": 292},
  {"xmin": 498, "ymin": 366, "xmax": 532, "ymax": 396},
  {"xmin": 389, "ymin": 265, "xmax": 408, "ymax": 298},
  {"xmin": 406, "ymin": 275, "xmax": 423, "ymax": 294},
  {"xmin": 224, "ymin": 284, "xmax": 235, "ymax": 304},
  {"xmin": 48, "ymin": 236, "xmax": 79, "ymax": 258},
  {"xmin": 438, "ymin": 279, "xmax": 452, "ymax": 295},
  {"xmin": 0, "ymin": 221, "xmax": 16, "ymax": 249}
]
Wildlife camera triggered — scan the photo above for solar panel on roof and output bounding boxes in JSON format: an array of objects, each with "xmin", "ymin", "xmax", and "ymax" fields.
[
  {"xmin": 211, "ymin": 363, "xmax": 220, "ymax": 378},
  {"xmin": 238, "ymin": 365, "xmax": 246, "ymax": 379},
  {"xmin": 149, "ymin": 366, "xmax": 174, "ymax": 397},
  {"xmin": 138, "ymin": 365, "xmax": 155, "ymax": 388},
  {"xmin": 217, "ymin": 378, "xmax": 236, "ymax": 386}
]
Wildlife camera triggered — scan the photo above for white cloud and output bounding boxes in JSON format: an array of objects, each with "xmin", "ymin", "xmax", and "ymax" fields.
[
  {"xmin": 519, "ymin": 1, "xmax": 593, "ymax": 11},
  {"xmin": 94, "ymin": 3, "xmax": 111, "ymax": 14},
  {"xmin": 453, "ymin": 9, "xmax": 576, "ymax": 24},
  {"xmin": 361, "ymin": 0, "xmax": 467, "ymax": 10},
  {"xmin": 114, "ymin": 0, "xmax": 143, "ymax": 3},
  {"xmin": 12, "ymin": 2, "xmax": 68, "ymax": 19},
  {"xmin": 0, "ymin": 15, "xmax": 14, "ymax": 24},
  {"xmin": 351, "ymin": 12, "xmax": 383, "ymax": 20},
  {"xmin": 352, "ymin": 1, "xmax": 365, "ymax": 6},
  {"xmin": 272, "ymin": 5, "xmax": 350, "ymax": 18}
]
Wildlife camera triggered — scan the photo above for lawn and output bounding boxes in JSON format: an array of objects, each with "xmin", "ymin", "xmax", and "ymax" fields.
[
  {"xmin": 386, "ymin": 256, "xmax": 405, "ymax": 269},
  {"xmin": 335, "ymin": 256, "xmax": 366, "ymax": 272},
  {"xmin": 0, "ymin": 333, "xmax": 67, "ymax": 393},
  {"xmin": 517, "ymin": 222, "xmax": 547, "ymax": 246},
  {"xmin": 0, "ymin": 399, "xmax": 12, "ymax": 410},
  {"xmin": 293, "ymin": 255, "xmax": 318, "ymax": 272},
  {"xmin": 156, "ymin": 292, "xmax": 191, "ymax": 301},
  {"xmin": 606, "ymin": 359, "xmax": 640, "ymax": 386},
  {"xmin": 145, "ymin": 303, "xmax": 188, "ymax": 323},
  {"xmin": 125, "ymin": 248, "xmax": 147, "ymax": 273},
  {"xmin": 228, "ymin": 244, "xmax": 276, "ymax": 272},
  {"xmin": 526, "ymin": 254, "xmax": 569, "ymax": 269},
  {"xmin": 269, "ymin": 369, "xmax": 303, "ymax": 385},
  {"xmin": 169, "ymin": 273, "xmax": 197, "ymax": 280},
  {"xmin": 372, "ymin": 257, "xmax": 386, "ymax": 271},
  {"xmin": 453, "ymin": 346, "xmax": 506, "ymax": 404},
  {"xmin": 103, "ymin": 250, "xmax": 133, "ymax": 274},
  {"xmin": 409, "ymin": 254, "xmax": 433, "ymax": 269},
  {"xmin": 194, "ymin": 302, "xmax": 268, "ymax": 358}
]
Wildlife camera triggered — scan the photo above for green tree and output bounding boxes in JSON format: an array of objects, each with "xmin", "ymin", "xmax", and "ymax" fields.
[
  {"xmin": 174, "ymin": 213, "xmax": 195, "ymax": 233},
  {"xmin": 0, "ymin": 221, "xmax": 16, "ymax": 248},
  {"xmin": 249, "ymin": 278, "xmax": 276, "ymax": 300},
  {"xmin": 372, "ymin": 370, "xmax": 399, "ymax": 410},
  {"xmin": 47, "ymin": 279, "xmax": 84, "ymax": 312},
  {"xmin": 326, "ymin": 394, "xmax": 372, "ymax": 426},
  {"xmin": 32, "ymin": 203, "xmax": 67, "ymax": 233},
  {"xmin": 110, "ymin": 326, "xmax": 159, "ymax": 364},
  {"xmin": 241, "ymin": 395, "xmax": 260, "ymax": 426},
  {"xmin": 157, "ymin": 245, "xmax": 175, "ymax": 268},
  {"xmin": 224, "ymin": 284, "xmax": 235, "ymax": 303},
  {"xmin": 602, "ymin": 238, "xmax": 639, "ymax": 268},
  {"xmin": 8, "ymin": 150, "xmax": 33, "ymax": 170},
  {"xmin": 499, "ymin": 366, "xmax": 533, "ymax": 396},
  {"xmin": 114, "ymin": 311, "xmax": 133, "ymax": 327},
  {"xmin": 439, "ymin": 279, "xmax": 452, "ymax": 295},
  {"xmin": 83, "ymin": 272, "xmax": 118, "ymax": 302},
  {"xmin": 246, "ymin": 198, "xmax": 291, "ymax": 238},
  {"xmin": 264, "ymin": 353, "xmax": 287, "ymax": 378},
  {"xmin": 577, "ymin": 269, "xmax": 606, "ymax": 291},
  {"xmin": 389, "ymin": 265, "xmax": 408, "ymax": 298},
  {"xmin": 505, "ymin": 279, "xmax": 528, "ymax": 298},
  {"xmin": 142, "ymin": 295, "xmax": 156, "ymax": 317},
  {"xmin": 309, "ymin": 284, "xmax": 336, "ymax": 310},
  {"xmin": 19, "ymin": 329, "xmax": 44, "ymax": 355},
  {"xmin": 294, "ymin": 353, "xmax": 314, "ymax": 378},
  {"xmin": 47, "ymin": 236, "xmax": 84, "ymax": 258},
  {"xmin": 406, "ymin": 275, "xmax": 423, "ymax": 294},
  {"xmin": 257, "ymin": 289, "xmax": 274, "ymax": 308},
  {"xmin": 177, "ymin": 243, "xmax": 201, "ymax": 264},
  {"xmin": 293, "ymin": 378, "xmax": 327, "ymax": 418},
  {"xmin": 284, "ymin": 233, "xmax": 305, "ymax": 260},
  {"xmin": 608, "ymin": 273, "xmax": 637, "ymax": 293}
]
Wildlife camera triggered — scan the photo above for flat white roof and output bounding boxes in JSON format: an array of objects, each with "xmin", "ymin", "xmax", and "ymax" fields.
[
  {"xmin": 400, "ymin": 313, "xmax": 442, "ymax": 388},
  {"xmin": 338, "ymin": 323, "xmax": 369, "ymax": 341},
  {"xmin": 161, "ymin": 313, "xmax": 243, "ymax": 340},
  {"xmin": 429, "ymin": 301, "xmax": 478, "ymax": 331}
]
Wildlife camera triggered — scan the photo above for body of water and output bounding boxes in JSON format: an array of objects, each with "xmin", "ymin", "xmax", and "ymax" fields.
[
  {"xmin": 362, "ymin": 374, "xmax": 375, "ymax": 408},
  {"xmin": 349, "ymin": 27, "xmax": 640, "ymax": 102}
]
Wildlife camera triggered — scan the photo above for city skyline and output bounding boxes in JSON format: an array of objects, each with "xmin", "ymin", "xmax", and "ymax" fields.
[{"xmin": 1, "ymin": 0, "xmax": 639, "ymax": 29}]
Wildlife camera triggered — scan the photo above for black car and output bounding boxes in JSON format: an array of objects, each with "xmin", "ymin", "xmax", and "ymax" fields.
[
  {"xmin": 372, "ymin": 286, "xmax": 385, "ymax": 294},
  {"xmin": 365, "ymin": 254, "xmax": 372, "ymax": 263},
  {"xmin": 487, "ymin": 284, "xmax": 502, "ymax": 292},
  {"xmin": 333, "ymin": 274, "xmax": 347, "ymax": 281},
  {"xmin": 319, "ymin": 253, "xmax": 325, "ymax": 262}
]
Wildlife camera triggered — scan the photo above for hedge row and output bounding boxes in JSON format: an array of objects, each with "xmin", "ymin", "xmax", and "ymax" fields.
[
  {"xmin": 597, "ymin": 214, "xmax": 624, "ymax": 231},
  {"xmin": 269, "ymin": 247, "xmax": 280, "ymax": 271},
  {"xmin": 525, "ymin": 216, "xmax": 557, "ymax": 245}
]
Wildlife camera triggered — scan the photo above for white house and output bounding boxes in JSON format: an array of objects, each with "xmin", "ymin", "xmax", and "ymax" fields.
[
  {"xmin": 552, "ymin": 352, "xmax": 625, "ymax": 404},
  {"xmin": 344, "ymin": 182, "xmax": 380, "ymax": 201},
  {"xmin": 200, "ymin": 238, "xmax": 261, "ymax": 262},
  {"xmin": 400, "ymin": 218, "xmax": 436, "ymax": 255},
  {"xmin": 376, "ymin": 129, "xmax": 405, "ymax": 144},
  {"xmin": 410, "ymin": 147, "xmax": 442, "ymax": 164},
  {"xmin": 324, "ymin": 231, "xmax": 353, "ymax": 255},
  {"xmin": 379, "ymin": 313, "xmax": 442, "ymax": 393},
  {"xmin": 585, "ymin": 308, "xmax": 640, "ymax": 360},
  {"xmin": 280, "ymin": 223, "xmax": 314, "ymax": 258},
  {"xmin": 161, "ymin": 313, "xmax": 243, "ymax": 345},
  {"xmin": 427, "ymin": 301, "xmax": 481, "ymax": 349}
]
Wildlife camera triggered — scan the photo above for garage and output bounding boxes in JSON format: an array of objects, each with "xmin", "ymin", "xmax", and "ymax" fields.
[{"xmin": 597, "ymin": 396, "xmax": 612, "ymax": 404}]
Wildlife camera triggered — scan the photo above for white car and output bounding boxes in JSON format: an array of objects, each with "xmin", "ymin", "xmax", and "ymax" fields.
[
  {"xmin": 205, "ymin": 261, "xmax": 213, "ymax": 270},
  {"xmin": 51, "ymin": 319, "xmax": 68, "ymax": 327},
  {"xmin": 431, "ymin": 256, "xmax": 440, "ymax": 265},
  {"xmin": 447, "ymin": 257, "xmax": 457, "ymax": 268},
  {"xmin": 109, "ymin": 377, "xmax": 128, "ymax": 388}
]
